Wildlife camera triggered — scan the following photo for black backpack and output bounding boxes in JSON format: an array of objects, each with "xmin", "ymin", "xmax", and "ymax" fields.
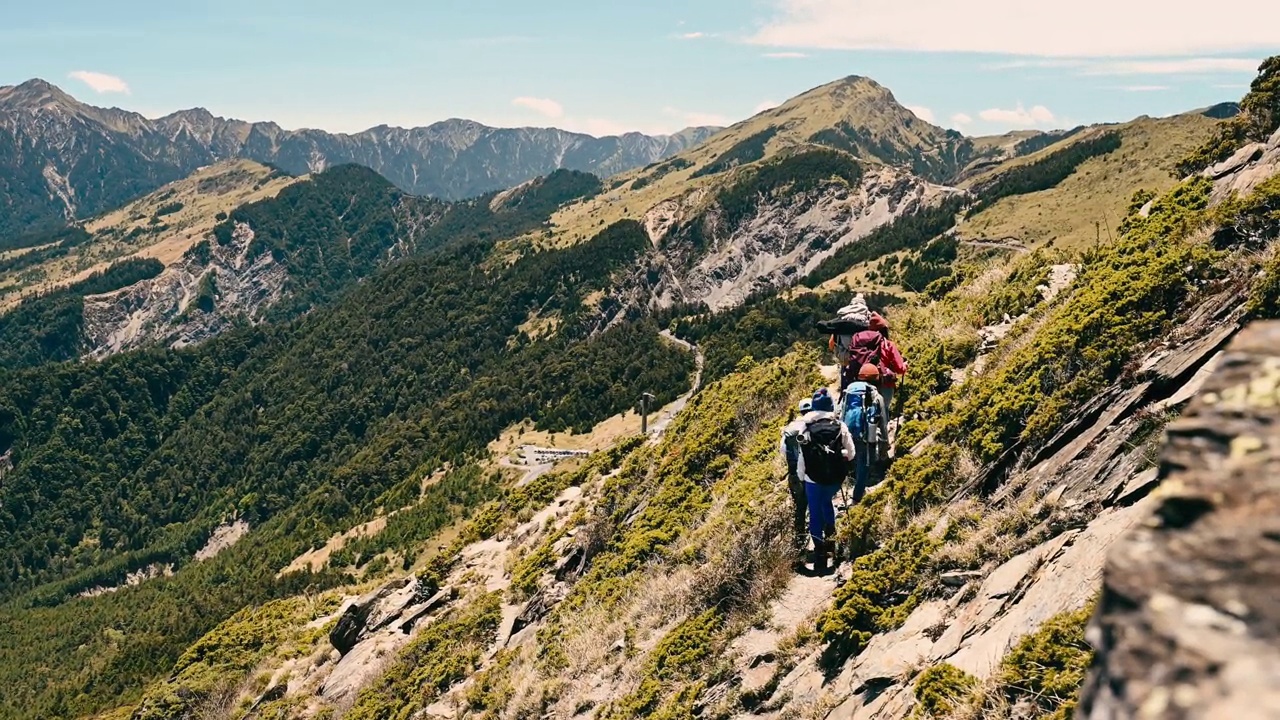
[{"xmin": 798, "ymin": 416, "xmax": 849, "ymax": 486}]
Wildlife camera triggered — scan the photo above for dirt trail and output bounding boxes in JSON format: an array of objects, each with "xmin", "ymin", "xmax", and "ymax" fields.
[{"xmin": 647, "ymin": 331, "xmax": 705, "ymax": 442}]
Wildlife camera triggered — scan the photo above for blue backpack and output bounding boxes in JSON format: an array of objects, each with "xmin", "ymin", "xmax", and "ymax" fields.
[
  {"xmin": 783, "ymin": 430, "xmax": 801, "ymax": 475},
  {"xmin": 843, "ymin": 382, "xmax": 880, "ymax": 442}
]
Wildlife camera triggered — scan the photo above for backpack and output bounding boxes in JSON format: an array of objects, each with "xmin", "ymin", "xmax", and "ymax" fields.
[
  {"xmin": 798, "ymin": 416, "xmax": 849, "ymax": 486},
  {"xmin": 843, "ymin": 382, "xmax": 882, "ymax": 444},
  {"xmin": 782, "ymin": 429, "xmax": 801, "ymax": 476},
  {"xmin": 846, "ymin": 331, "xmax": 897, "ymax": 385}
]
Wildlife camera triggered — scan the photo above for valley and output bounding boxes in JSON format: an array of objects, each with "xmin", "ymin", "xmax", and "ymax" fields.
[{"xmin": 0, "ymin": 53, "xmax": 1276, "ymax": 720}]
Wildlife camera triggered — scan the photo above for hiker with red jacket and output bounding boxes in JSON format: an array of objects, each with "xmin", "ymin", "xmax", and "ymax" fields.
[
  {"xmin": 867, "ymin": 312, "xmax": 907, "ymax": 413},
  {"xmin": 841, "ymin": 311, "xmax": 907, "ymax": 416}
]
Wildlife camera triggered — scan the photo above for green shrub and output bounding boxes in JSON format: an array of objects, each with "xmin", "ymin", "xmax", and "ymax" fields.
[
  {"xmin": 994, "ymin": 605, "xmax": 1095, "ymax": 720},
  {"xmin": 818, "ymin": 525, "xmax": 937, "ymax": 667},
  {"xmin": 939, "ymin": 177, "xmax": 1221, "ymax": 463},
  {"xmin": 600, "ymin": 611, "xmax": 721, "ymax": 719},
  {"xmin": 913, "ymin": 663, "xmax": 978, "ymax": 718},
  {"xmin": 974, "ymin": 250, "xmax": 1059, "ymax": 325},
  {"xmin": 131, "ymin": 598, "xmax": 310, "ymax": 720},
  {"xmin": 1176, "ymin": 56, "xmax": 1279, "ymax": 176}
]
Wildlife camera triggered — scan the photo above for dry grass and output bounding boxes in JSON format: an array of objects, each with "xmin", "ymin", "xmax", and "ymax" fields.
[
  {"xmin": 779, "ymin": 690, "xmax": 842, "ymax": 720},
  {"xmin": 930, "ymin": 491, "xmax": 1061, "ymax": 578},
  {"xmin": 282, "ymin": 515, "xmax": 390, "ymax": 575},
  {"xmin": 940, "ymin": 676, "xmax": 1013, "ymax": 720},
  {"xmin": 958, "ymin": 113, "xmax": 1218, "ymax": 250}
]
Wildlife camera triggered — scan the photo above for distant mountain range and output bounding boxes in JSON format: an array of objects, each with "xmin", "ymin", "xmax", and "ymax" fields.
[{"xmin": 0, "ymin": 79, "xmax": 721, "ymax": 237}]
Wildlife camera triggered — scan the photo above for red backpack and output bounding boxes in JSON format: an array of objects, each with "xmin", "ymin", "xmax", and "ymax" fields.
[{"xmin": 844, "ymin": 331, "xmax": 896, "ymax": 386}]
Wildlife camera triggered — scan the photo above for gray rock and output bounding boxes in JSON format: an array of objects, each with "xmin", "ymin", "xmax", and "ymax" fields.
[
  {"xmin": 1078, "ymin": 321, "xmax": 1280, "ymax": 719},
  {"xmin": 1205, "ymin": 142, "xmax": 1266, "ymax": 179},
  {"xmin": 940, "ymin": 570, "xmax": 983, "ymax": 587}
]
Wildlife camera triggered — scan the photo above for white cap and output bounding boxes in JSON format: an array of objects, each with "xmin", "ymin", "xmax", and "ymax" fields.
[{"xmin": 798, "ymin": 399, "xmax": 813, "ymax": 412}]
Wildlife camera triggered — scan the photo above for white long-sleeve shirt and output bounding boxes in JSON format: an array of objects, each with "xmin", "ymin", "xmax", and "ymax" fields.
[{"xmin": 779, "ymin": 411, "xmax": 856, "ymax": 485}]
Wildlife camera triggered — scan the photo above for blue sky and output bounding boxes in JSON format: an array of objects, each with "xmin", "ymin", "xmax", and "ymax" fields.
[{"xmin": 2, "ymin": 0, "xmax": 1277, "ymax": 137}]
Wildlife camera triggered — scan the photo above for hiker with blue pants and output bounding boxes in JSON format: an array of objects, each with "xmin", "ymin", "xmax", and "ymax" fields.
[
  {"xmin": 793, "ymin": 388, "xmax": 855, "ymax": 574},
  {"xmin": 842, "ymin": 364, "xmax": 891, "ymax": 502}
]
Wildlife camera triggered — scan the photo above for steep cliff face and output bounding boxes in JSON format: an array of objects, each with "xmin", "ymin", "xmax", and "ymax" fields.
[
  {"xmin": 81, "ymin": 223, "xmax": 286, "ymax": 356},
  {"xmin": 646, "ymin": 165, "xmax": 960, "ymax": 311}
]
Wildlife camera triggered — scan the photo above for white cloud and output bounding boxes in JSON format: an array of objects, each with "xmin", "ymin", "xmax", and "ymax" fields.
[
  {"xmin": 745, "ymin": 0, "xmax": 1280, "ymax": 57},
  {"xmin": 679, "ymin": 31, "xmax": 706, "ymax": 39},
  {"xmin": 906, "ymin": 105, "xmax": 936, "ymax": 123},
  {"xmin": 950, "ymin": 112, "xmax": 974, "ymax": 127},
  {"xmin": 754, "ymin": 100, "xmax": 781, "ymax": 114},
  {"xmin": 1080, "ymin": 58, "xmax": 1261, "ymax": 75},
  {"xmin": 978, "ymin": 103, "xmax": 1057, "ymax": 129},
  {"xmin": 1114, "ymin": 85, "xmax": 1170, "ymax": 92},
  {"xmin": 68, "ymin": 70, "xmax": 130, "ymax": 94},
  {"xmin": 763, "ymin": 51, "xmax": 808, "ymax": 59},
  {"xmin": 984, "ymin": 57, "xmax": 1260, "ymax": 76},
  {"xmin": 511, "ymin": 96, "xmax": 564, "ymax": 119}
]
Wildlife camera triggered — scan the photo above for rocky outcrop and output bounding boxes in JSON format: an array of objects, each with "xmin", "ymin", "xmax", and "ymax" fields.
[
  {"xmin": 1078, "ymin": 321, "xmax": 1280, "ymax": 719},
  {"xmin": 1206, "ymin": 126, "xmax": 1280, "ymax": 204},
  {"xmin": 81, "ymin": 222, "xmax": 286, "ymax": 357}
]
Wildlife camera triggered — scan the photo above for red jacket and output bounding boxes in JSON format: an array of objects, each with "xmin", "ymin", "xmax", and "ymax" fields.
[
  {"xmin": 879, "ymin": 338, "xmax": 907, "ymax": 388},
  {"xmin": 869, "ymin": 312, "xmax": 907, "ymax": 387}
]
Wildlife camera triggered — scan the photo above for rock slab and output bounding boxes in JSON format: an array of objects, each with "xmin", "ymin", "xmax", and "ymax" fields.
[{"xmin": 1078, "ymin": 321, "xmax": 1280, "ymax": 719}]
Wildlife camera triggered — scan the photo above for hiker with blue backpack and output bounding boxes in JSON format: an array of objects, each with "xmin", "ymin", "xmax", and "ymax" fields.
[
  {"xmin": 782, "ymin": 388, "xmax": 855, "ymax": 575},
  {"xmin": 842, "ymin": 364, "xmax": 891, "ymax": 502}
]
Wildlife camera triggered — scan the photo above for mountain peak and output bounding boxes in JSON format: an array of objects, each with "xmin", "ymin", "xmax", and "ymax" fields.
[
  {"xmin": 0, "ymin": 78, "xmax": 80, "ymax": 110},
  {"xmin": 163, "ymin": 107, "xmax": 216, "ymax": 122},
  {"xmin": 808, "ymin": 74, "xmax": 898, "ymax": 103}
]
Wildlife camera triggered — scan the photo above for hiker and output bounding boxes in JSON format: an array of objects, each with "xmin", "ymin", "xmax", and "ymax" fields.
[
  {"xmin": 841, "ymin": 312, "xmax": 908, "ymax": 412},
  {"xmin": 824, "ymin": 294, "xmax": 872, "ymax": 369},
  {"xmin": 867, "ymin": 312, "xmax": 908, "ymax": 414},
  {"xmin": 779, "ymin": 398, "xmax": 813, "ymax": 565},
  {"xmin": 794, "ymin": 388, "xmax": 855, "ymax": 574},
  {"xmin": 842, "ymin": 364, "xmax": 891, "ymax": 502}
]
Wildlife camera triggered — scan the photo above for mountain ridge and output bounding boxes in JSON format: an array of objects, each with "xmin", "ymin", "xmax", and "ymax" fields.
[
  {"xmin": 0, "ymin": 78, "xmax": 716, "ymax": 141},
  {"xmin": 0, "ymin": 78, "xmax": 722, "ymax": 237}
]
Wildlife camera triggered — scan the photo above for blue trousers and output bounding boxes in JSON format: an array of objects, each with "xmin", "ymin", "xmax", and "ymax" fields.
[
  {"xmin": 805, "ymin": 482, "xmax": 839, "ymax": 542},
  {"xmin": 853, "ymin": 440, "xmax": 872, "ymax": 498}
]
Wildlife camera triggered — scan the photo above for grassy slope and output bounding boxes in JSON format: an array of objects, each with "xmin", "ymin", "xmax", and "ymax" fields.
[
  {"xmin": 958, "ymin": 113, "xmax": 1218, "ymax": 249},
  {"xmin": 0, "ymin": 160, "xmax": 299, "ymax": 309}
]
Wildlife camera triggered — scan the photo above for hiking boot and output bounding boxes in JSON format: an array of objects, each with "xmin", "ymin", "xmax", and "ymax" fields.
[{"xmin": 812, "ymin": 546, "xmax": 828, "ymax": 575}]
